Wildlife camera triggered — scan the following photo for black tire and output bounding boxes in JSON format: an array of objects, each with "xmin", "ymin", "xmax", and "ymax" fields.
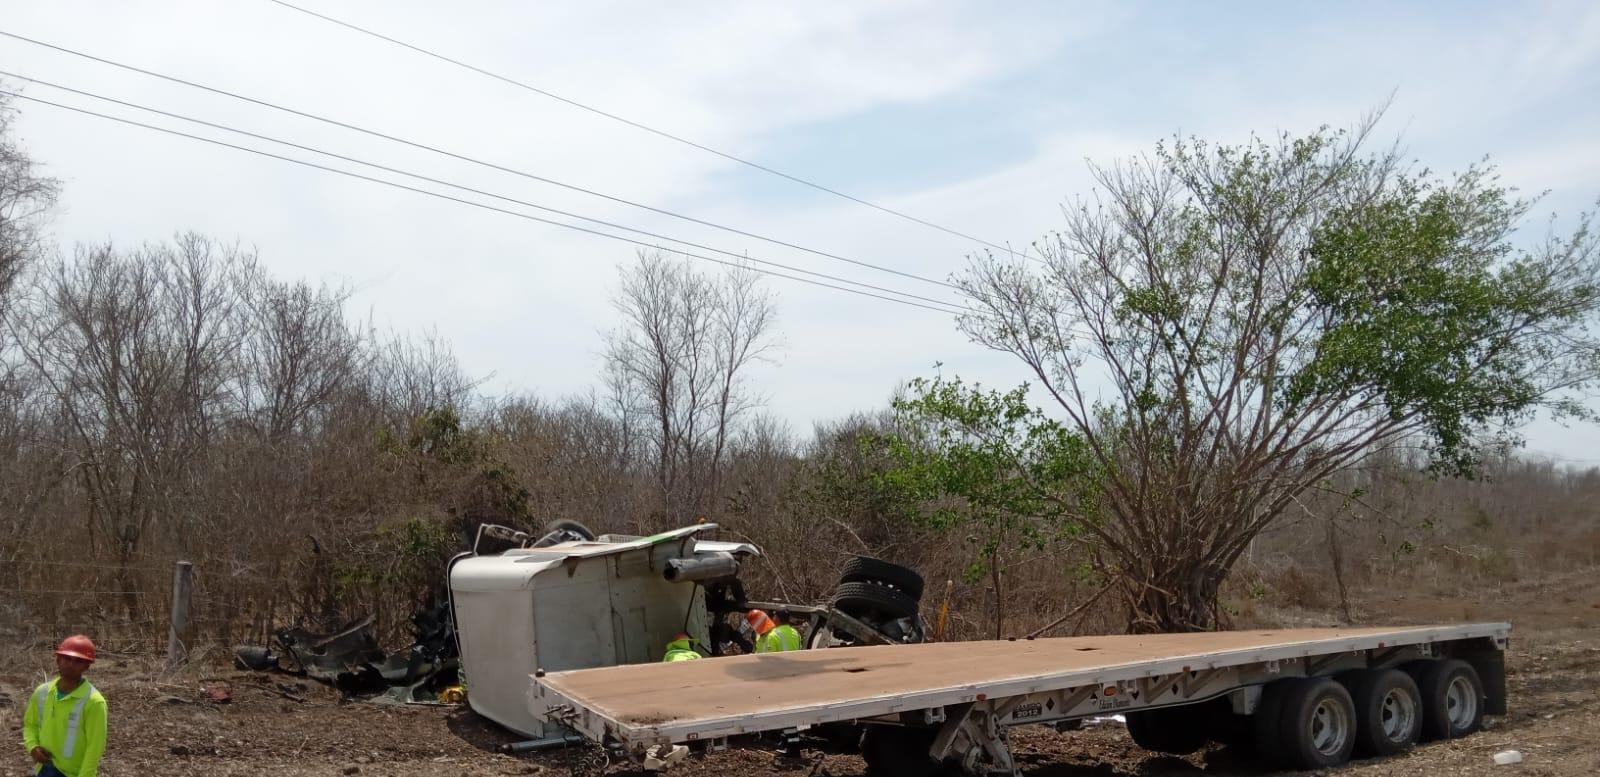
[
  {"xmin": 1125, "ymin": 704, "xmax": 1209, "ymax": 755},
  {"xmin": 545, "ymin": 519, "xmax": 596, "ymax": 540},
  {"xmin": 531, "ymin": 519, "xmax": 596, "ymax": 547},
  {"xmin": 832, "ymin": 581, "xmax": 919, "ymax": 622},
  {"xmin": 861, "ymin": 725, "xmax": 948, "ymax": 777},
  {"xmin": 1341, "ymin": 668, "xmax": 1422, "ymax": 757},
  {"xmin": 838, "ymin": 556, "xmax": 925, "ymax": 600},
  {"xmin": 1406, "ymin": 659, "xmax": 1485, "ymax": 741},
  {"xmin": 1197, "ymin": 697, "xmax": 1254, "ymax": 750},
  {"xmin": 1252, "ymin": 680, "xmax": 1293, "ymax": 768},
  {"xmin": 1277, "ymin": 677, "xmax": 1358, "ymax": 770}
]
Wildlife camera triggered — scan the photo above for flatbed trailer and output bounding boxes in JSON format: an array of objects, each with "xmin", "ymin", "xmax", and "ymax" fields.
[{"xmin": 532, "ymin": 622, "xmax": 1510, "ymax": 774}]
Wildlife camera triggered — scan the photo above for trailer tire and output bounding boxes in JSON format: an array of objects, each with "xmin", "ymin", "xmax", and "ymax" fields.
[
  {"xmin": 838, "ymin": 557, "xmax": 925, "ymax": 600},
  {"xmin": 1252, "ymin": 680, "xmax": 1293, "ymax": 767},
  {"xmin": 831, "ymin": 581, "xmax": 920, "ymax": 622},
  {"xmin": 1407, "ymin": 659, "xmax": 1485, "ymax": 741},
  {"xmin": 1126, "ymin": 704, "xmax": 1209, "ymax": 755},
  {"xmin": 1277, "ymin": 677, "xmax": 1357, "ymax": 769},
  {"xmin": 1341, "ymin": 668, "xmax": 1421, "ymax": 757},
  {"xmin": 861, "ymin": 725, "xmax": 949, "ymax": 777}
]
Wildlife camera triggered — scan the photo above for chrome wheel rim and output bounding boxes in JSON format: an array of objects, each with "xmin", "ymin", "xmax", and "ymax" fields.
[
  {"xmin": 1445, "ymin": 676, "xmax": 1478, "ymax": 730},
  {"xmin": 1310, "ymin": 697, "xmax": 1352, "ymax": 756},
  {"xmin": 1379, "ymin": 687, "xmax": 1418, "ymax": 741}
]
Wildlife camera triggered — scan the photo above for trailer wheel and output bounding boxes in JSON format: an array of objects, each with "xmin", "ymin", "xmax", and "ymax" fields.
[
  {"xmin": 1125, "ymin": 704, "xmax": 1208, "ymax": 755},
  {"xmin": 838, "ymin": 556, "xmax": 925, "ymax": 600},
  {"xmin": 861, "ymin": 725, "xmax": 947, "ymax": 777},
  {"xmin": 1252, "ymin": 680, "xmax": 1293, "ymax": 767},
  {"xmin": 1407, "ymin": 659, "xmax": 1485, "ymax": 741},
  {"xmin": 832, "ymin": 581, "xmax": 920, "ymax": 622},
  {"xmin": 1277, "ymin": 677, "xmax": 1357, "ymax": 769},
  {"xmin": 1341, "ymin": 668, "xmax": 1421, "ymax": 757}
]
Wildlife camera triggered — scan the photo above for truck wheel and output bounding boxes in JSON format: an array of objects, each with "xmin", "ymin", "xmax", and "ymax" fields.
[
  {"xmin": 838, "ymin": 556, "xmax": 925, "ymax": 600},
  {"xmin": 861, "ymin": 725, "xmax": 947, "ymax": 777},
  {"xmin": 1277, "ymin": 677, "xmax": 1357, "ymax": 769},
  {"xmin": 532, "ymin": 519, "xmax": 596, "ymax": 547},
  {"xmin": 1341, "ymin": 668, "xmax": 1421, "ymax": 757},
  {"xmin": 1126, "ymin": 704, "xmax": 1208, "ymax": 755},
  {"xmin": 1407, "ymin": 659, "xmax": 1485, "ymax": 740},
  {"xmin": 1252, "ymin": 680, "xmax": 1293, "ymax": 767},
  {"xmin": 832, "ymin": 581, "xmax": 919, "ymax": 622}
]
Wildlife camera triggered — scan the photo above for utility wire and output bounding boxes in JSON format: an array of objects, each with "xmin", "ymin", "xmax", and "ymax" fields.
[
  {"xmin": 2, "ymin": 90, "xmax": 966, "ymax": 316},
  {"xmin": 265, "ymin": 0, "xmax": 1030, "ymax": 260},
  {"xmin": 2, "ymin": 71, "xmax": 965, "ymax": 311},
  {"xmin": 0, "ymin": 29, "xmax": 960, "ymax": 291}
]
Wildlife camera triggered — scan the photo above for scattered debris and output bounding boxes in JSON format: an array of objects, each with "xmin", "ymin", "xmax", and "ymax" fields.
[
  {"xmin": 643, "ymin": 744, "xmax": 689, "ymax": 771},
  {"xmin": 233, "ymin": 599, "xmax": 458, "ymax": 703},
  {"xmin": 1493, "ymin": 749, "xmax": 1525, "ymax": 765},
  {"xmin": 203, "ymin": 685, "xmax": 232, "ymax": 704}
]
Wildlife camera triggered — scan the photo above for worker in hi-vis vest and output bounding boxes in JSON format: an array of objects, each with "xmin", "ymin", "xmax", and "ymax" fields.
[
  {"xmin": 661, "ymin": 632, "xmax": 702, "ymax": 662},
  {"xmin": 22, "ymin": 635, "xmax": 107, "ymax": 777},
  {"xmin": 748, "ymin": 610, "xmax": 802, "ymax": 653}
]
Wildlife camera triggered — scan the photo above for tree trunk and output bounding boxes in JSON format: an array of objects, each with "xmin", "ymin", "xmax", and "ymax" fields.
[{"xmin": 1121, "ymin": 558, "xmax": 1228, "ymax": 634}]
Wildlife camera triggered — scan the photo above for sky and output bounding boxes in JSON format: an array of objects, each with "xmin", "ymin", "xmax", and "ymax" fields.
[{"xmin": 3, "ymin": 0, "xmax": 1599, "ymax": 462}]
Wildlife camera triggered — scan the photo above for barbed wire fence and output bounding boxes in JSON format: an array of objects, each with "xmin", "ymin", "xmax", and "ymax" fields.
[{"xmin": 0, "ymin": 553, "xmax": 388, "ymax": 665}]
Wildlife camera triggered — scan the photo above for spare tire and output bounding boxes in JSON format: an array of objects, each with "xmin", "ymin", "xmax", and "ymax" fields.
[
  {"xmin": 838, "ymin": 556, "xmax": 924, "ymax": 600},
  {"xmin": 832, "ymin": 581, "xmax": 919, "ymax": 622}
]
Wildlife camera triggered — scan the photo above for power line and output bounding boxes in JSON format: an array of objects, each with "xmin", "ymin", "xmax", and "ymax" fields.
[
  {"xmin": 1, "ymin": 71, "xmax": 966, "ymax": 311},
  {"xmin": 1, "ymin": 89, "xmax": 967, "ymax": 316},
  {"xmin": 0, "ymin": 29, "xmax": 960, "ymax": 291},
  {"xmin": 265, "ymin": 0, "xmax": 1031, "ymax": 260}
]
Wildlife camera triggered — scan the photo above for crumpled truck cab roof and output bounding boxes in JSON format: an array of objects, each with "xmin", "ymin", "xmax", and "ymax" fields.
[{"xmin": 448, "ymin": 524, "xmax": 758, "ymax": 736}]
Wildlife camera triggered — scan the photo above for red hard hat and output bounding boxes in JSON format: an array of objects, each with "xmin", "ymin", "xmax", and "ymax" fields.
[
  {"xmin": 56, "ymin": 634, "xmax": 96, "ymax": 663},
  {"xmin": 746, "ymin": 610, "xmax": 774, "ymax": 635}
]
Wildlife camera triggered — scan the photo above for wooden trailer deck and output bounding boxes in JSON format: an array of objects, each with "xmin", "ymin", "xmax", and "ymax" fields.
[{"xmin": 532, "ymin": 623, "xmax": 1510, "ymax": 747}]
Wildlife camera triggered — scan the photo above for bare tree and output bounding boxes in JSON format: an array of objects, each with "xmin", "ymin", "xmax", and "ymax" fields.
[
  {"xmin": 0, "ymin": 89, "xmax": 58, "ymax": 319},
  {"xmin": 604, "ymin": 250, "xmax": 777, "ymax": 524},
  {"xmin": 17, "ymin": 236, "xmax": 249, "ymax": 611},
  {"xmin": 238, "ymin": 271, "xmax": 364, "ymax": 445},
  {"xmin": 0, "ymin": 88, "xmax": 62, "ymax": 556}
]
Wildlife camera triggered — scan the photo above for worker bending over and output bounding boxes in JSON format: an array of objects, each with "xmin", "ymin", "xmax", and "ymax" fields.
[
  {"xmin": 661, "ymin": 632, "xmax": 702, "ymax": 662},
  {"xmin": 22, "ymin": 635, "xmax": 107, "ymax": 777},
  {"xmin": 747, "ymin": 610, "xmax": 802, "ymax": 653}
]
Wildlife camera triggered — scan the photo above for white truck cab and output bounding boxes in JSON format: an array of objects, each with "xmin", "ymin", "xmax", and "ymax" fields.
[{"xmin": 447, "ymin": 523, "xmax": 759, "ymax": 736}]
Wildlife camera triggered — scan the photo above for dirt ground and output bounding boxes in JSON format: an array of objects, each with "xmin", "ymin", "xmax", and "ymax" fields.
[{"xmin": 4, "ymin": 567, "xmax": 1597, "ymax": 777}]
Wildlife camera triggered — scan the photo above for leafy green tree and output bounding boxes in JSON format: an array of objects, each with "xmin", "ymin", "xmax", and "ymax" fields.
[
  {"xmin": 942, "ymin": 119, "xmax": 1600, "ymax": 632},
  {"xmin": 878, "ymin": 378, "xmax": 1099, "ymax": 637}
]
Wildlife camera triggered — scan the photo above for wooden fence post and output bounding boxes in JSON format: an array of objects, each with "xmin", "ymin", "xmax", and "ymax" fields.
[{"xmin": 167, "ymin": 561, "xmax": 193, "ymax": 667}]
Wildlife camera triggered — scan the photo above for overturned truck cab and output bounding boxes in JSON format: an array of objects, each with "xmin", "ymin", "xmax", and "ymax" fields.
[{"xmin": 447, "ymin": 523, "xmax": 760, "ymax": 737}]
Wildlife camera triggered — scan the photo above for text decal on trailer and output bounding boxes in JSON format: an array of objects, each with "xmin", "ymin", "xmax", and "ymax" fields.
[{"xmin": 1011, "ymin": 703, "xmax": 1042, "ymax": 720}]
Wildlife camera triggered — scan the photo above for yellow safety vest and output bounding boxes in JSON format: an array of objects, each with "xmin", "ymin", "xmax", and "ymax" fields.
[
  {"xmin": 662, "ymin": 637, "xmax": 701, "ymax": 662},
  {"xmin": 756, "ymin": 624, "xmax": 802, "ymax": 653},
  {"xmin": 22, "ymin": 678, "xmax": 107, "ymax": 777}
]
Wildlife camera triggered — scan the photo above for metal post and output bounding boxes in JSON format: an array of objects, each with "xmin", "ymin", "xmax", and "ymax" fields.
[{"xmin": 167, "ymin": 560, "xmax": 193, "ymax": 667}]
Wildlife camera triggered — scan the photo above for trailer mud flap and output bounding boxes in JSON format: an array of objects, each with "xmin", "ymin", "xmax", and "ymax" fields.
[{"xmin": 1461, "ymin": 644, "xmax": 1508, "ymax": 716}]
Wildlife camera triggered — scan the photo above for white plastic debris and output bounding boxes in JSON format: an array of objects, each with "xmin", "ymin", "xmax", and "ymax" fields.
[
  {"xmin": 643, "ymin": 744, "xmax": 689, "ymax": 771},
  {"xmin": 1084, "ymin": 714, "xmax": 1127, "ymax": 727},
  {"xmin": 1492, "ymin": 750, "xmax": 1524, "ymax": 765}
]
